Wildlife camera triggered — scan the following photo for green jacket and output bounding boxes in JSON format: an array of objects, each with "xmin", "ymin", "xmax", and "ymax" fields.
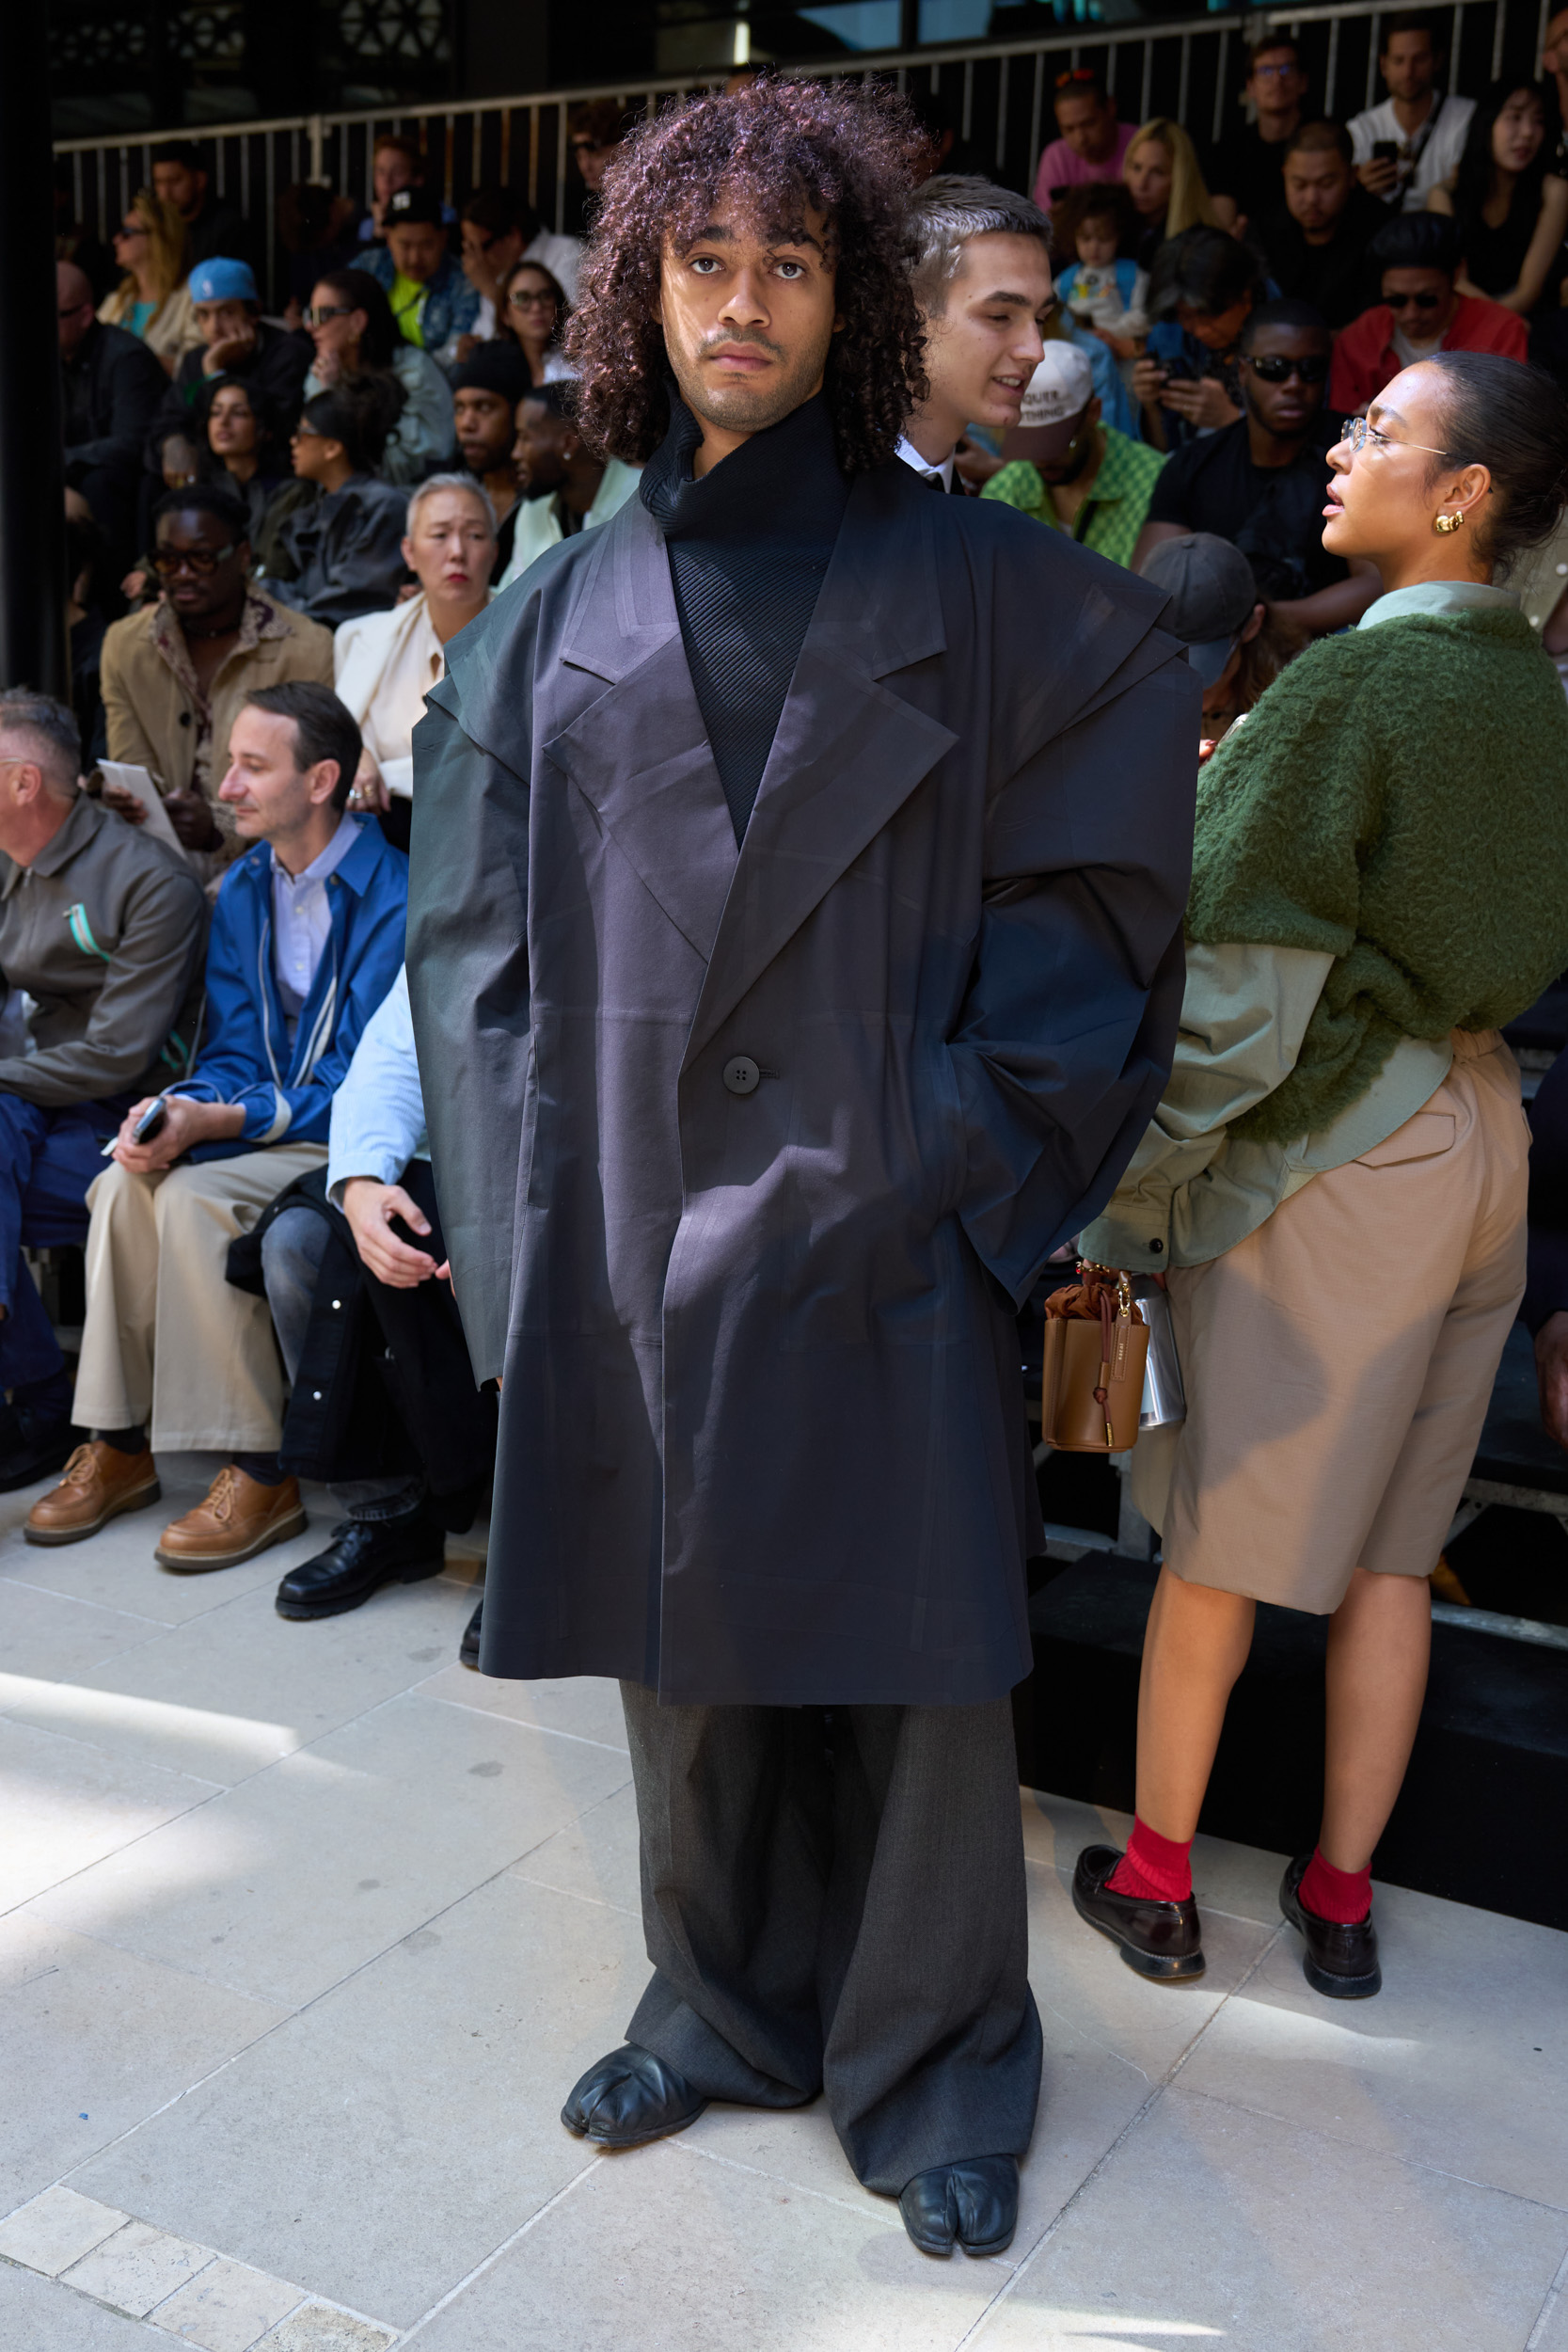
[{"xmin": 1085, "ymin": 580, "xmax": 1568, "ymax": 1268}]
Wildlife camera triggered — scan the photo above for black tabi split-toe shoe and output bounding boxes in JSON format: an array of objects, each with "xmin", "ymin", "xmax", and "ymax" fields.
[
  {"xmin": 1279, "ymin": 1853, "xmax": 1382, "ymax": 1999},
  {"xmin": 560, "ymin": 2044, "xmax": 708, "ymax": 2149},
  {"xmin": 1072, "ymin": 1844, "xmax": 1206, "ymax": 1982},
  {"xmin": 899, "ymin": 2156, "xmax": 1020, "ymax": 2259}
]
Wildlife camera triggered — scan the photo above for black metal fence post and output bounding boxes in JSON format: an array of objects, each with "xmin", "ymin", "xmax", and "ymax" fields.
[{"xmin": 2, "ymin": 0, "xmax": 69, "ymax": 699}]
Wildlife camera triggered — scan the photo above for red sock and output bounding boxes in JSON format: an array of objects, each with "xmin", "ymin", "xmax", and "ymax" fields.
[
  {"xmin": 1298, "ymin": 1848, "xmax": 1371, "ymax": 1925},
  {"xmin": 1107, "ymin": 1817, "xmax": 1193, "ymax": 1904}
]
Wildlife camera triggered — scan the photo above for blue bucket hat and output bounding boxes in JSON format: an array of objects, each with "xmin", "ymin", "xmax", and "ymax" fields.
[{"xmin": 190, "ymin": 258, "xmax": 258, "ymax": 305}]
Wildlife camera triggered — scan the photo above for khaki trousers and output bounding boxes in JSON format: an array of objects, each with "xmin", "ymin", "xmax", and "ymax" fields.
[
  {"xmin": 1152, "ymin": 1031, "xmax": 1528, "ymax": 1615},
  {"xmin": 72, "ymin": 1143, "xmax": 328, "ymax": 1453}
]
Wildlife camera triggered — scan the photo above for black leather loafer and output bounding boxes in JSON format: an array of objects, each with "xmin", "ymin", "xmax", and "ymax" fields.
[
  {"xmin": 561, "ymin": 2044, "xmax": 707, "ymax": 2149},
  {"xmin": 1073, "ymin": 1844, "xmax": 1206, "ymax": 1981},
  {"xmin": 274, "ymin": 1511, "xmax": 445, "ymax": 1620},
  {"xmin": 1279, "ymin": 1853, "xmax": 1381, "ymax": 1999},
  {"xmin": 899, "ymin": 2156, "xmax": 1019, "ymax": 2259},
  {"xmin": 460, "ymin": 1597, "xmax": 483, "ymax": 1669}
]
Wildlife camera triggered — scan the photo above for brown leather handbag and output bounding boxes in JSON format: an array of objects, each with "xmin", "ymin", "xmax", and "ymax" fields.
[{"xmin": 1040, "ymin": 1263, "xmax": 1148, "ymax": 1454}]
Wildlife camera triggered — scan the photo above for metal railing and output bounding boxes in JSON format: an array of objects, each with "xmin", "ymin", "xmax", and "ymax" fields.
[{"xmin": 54, "ymin": 0, "xmax": 1554, "ymax": 310}]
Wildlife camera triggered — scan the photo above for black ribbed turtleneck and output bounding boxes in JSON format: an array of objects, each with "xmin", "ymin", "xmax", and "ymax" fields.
[{"xmin": 641, "ymin": 387, "xmax": 850, "ymax": 844}]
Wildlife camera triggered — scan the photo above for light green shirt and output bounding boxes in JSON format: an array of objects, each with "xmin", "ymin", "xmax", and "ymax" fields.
[{"xmin": 1084, "ymin": 580, "xmax": 1509, "ymax": 1271}]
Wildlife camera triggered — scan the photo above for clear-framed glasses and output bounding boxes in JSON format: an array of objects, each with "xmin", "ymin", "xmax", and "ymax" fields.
[
  {"xmin": 1252, "ymin": 60, "xmax": 1300, "ymax": 81},
  {"xmin": 1343, "ymin": 414, "xmax": 1452, "ymax": 462},
  {"xmin": 509, "ymin": 288, "xmax": 557, "ymax": 310},
  {"xmin": 303, "ymin": 303, "xmax": 356, "ymax": 326}
]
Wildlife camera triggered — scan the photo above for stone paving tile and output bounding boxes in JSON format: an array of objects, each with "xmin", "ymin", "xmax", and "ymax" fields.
[
  {"xmin": 1180, "ymin": 1878, "xmax": 1568, "ymax": 2210},
  {"xmin": 0, "ymin": 1577, "xmax": 477, "ymax": 1788},
  {"xmin": 254, "ymin": 2306, "xmax": 397, "ymax": 2349},
  {"xmin": 34, "ymin": 1692, "xmax": 632, "ymax": 2009},
  {"xmin": 61, "ymin": 2220, "xmax": 212, "ymax": 2315},
  {"xmin": 0, "ymin": 2183, "xmax": 128, "ymax": 2275},
  {"xmin": 0, "ymin": 1578, "xmax": 166, "ymax": 1680},
  {"xmin": 0, "ymin": 1912, "xmax": 286, "ymax": 2211},
  {"xmin": 0, "ymin": 1715, "xmax": 220, "ymax": 1913},
  {"xmin": 415, "ymin": 1663, "xmax": 628, "ymax": 1751},
  {"xmin": 148, "ymin": 2254, "xmax": 303, "ymax": 2349},
  {"xmin": 406, "ymin": 2140, "xmax": 1003, "ymax": 2352},
  {"xmin": 971, "ymin": 2084, "xmax": 1568, "ymax": 2352},
  {"xmin": 71, "ymin": 1871, "xmax": 642, "ymax": 2329},
  {"xmin": 507, "ymin": 1777, "xmax": 641, "ymax": 1915},
  {"xmin": 0, "ymin": 2264, "xmax": 166, "ymax": 2344},
  {"xmin": 0, "ymin": 1465, "xmax": 310, "ymax": 1625}
]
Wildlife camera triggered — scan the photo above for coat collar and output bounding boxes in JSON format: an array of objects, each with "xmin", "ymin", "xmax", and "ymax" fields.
[
  {"xmin": 4, "ymin": 790, "xmax": 103, "ymax": 894},
  {"xmin": 544, "ymin": 459, "xmax": 954, "ymax": 1012},
  {"xmin": 231, "ymin": 812, "xmax": 387, "ymax": 902}
]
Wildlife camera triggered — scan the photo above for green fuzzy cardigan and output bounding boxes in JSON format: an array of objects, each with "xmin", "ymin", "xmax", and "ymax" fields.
[{"xmin": 1187, "ymin": 606, "xmax": 1568, "ymax": 1144}]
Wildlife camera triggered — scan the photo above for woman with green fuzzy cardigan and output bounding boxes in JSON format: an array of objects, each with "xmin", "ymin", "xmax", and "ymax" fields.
[{"xmin": 1072, "ymin": 351, "xmax": 1568, "ymax": 2001}]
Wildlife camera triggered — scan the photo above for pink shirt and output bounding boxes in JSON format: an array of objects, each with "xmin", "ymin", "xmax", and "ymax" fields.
[{"xmin": 1033, "ymin": 123, "xmax": 1136, "ymax": 209}]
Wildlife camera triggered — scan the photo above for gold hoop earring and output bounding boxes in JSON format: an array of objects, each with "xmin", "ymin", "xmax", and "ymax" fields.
[{"xmin": 1434, "ymin": 511, "xmax": 1464, "ymax": 534}]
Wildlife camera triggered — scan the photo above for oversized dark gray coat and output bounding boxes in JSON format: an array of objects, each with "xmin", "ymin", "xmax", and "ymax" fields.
[{"xmin": 407, "ymin": 456, "xmax": 1197, "ymax": 1707}]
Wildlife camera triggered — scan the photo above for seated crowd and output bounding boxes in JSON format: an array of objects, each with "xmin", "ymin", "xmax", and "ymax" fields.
[{"xmin": 34, "ymin": 40, "xmax": 1568, "ymax": 1661}]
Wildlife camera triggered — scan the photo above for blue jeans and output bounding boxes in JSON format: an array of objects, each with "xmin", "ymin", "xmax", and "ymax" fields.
[
  {"xmin": 261, "ymin": 1204, "xmax": 422, "ymax": 1519},
  {"xmin": 0, "ymin": 1091, "xmax": 134, "ymax": 1390}
]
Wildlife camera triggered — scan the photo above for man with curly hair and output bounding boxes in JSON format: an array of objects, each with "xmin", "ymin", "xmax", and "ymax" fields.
[{"xmin": 407, "ymin": 77, "xmax": 1197, "ymax": 2261}]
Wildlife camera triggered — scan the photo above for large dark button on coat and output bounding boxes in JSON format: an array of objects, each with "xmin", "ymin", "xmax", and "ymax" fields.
[{"xmin": 721, "ymin": 1056, "xmax": 761, "ymax": 1097}]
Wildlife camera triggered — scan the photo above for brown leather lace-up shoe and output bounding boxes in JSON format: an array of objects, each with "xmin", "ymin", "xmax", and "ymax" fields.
[
  {"xmin": 25, "ymin": 1440, "xmax": 162, "ymax": 1547},
  {"xmin": 155, "ymin": 1465, "xmax": 306, "ymax": 1572}
]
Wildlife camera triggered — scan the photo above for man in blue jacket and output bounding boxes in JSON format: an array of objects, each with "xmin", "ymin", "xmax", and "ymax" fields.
[{"xmin": 26, "ymin": 681, "xmax": 407, "ymax": 1567}]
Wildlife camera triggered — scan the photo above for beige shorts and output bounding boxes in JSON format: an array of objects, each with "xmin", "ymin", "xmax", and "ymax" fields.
[{"xmin": 1145, "ymin": 1030, "xmax": 1528, "ymax": 1615}]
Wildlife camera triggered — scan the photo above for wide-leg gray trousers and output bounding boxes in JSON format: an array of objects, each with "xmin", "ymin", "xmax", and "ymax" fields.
[{"xmin": 619, "ymin": 1683, "xmax": 1042, "ymax": 2195}]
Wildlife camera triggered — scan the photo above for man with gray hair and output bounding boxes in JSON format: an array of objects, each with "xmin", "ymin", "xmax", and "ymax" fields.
[
  {"xmin": 897, "ymin": 175, "xmax": 1056, "ymax": 491},
  {"xmin": 0, "ymin": 690, "xmax": 206, "ymax": 1488}
]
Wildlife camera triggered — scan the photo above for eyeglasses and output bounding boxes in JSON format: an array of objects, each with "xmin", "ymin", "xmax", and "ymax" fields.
[
  {"xmin": 1343, "ymin": 415, "xmax": 1452, "ymax": 461},
  {"xmin": 1246, "ymin": 353, "xmax": 1329, "ymax": 383},
  {"xmin": 116, "ymin": 223, "xmax": 148, "ymax": 239},
  {"xmin": 152, "ymin": 542, "xmax": 240, "ymax": 576},
  {"xmin": 509, "ymin": 288, "xmax": 558, "ymax": 309},
  {"xmin": 1385, "ymin": 288, "xmax": 1445, "ymax": 310},
  {"xmin": 1251, "ymin": 60, "xmax": 1300, "ymax": 81},
  {"xmin": 302, "ymin": 303, "xmax": 356, "ymax": 326}
]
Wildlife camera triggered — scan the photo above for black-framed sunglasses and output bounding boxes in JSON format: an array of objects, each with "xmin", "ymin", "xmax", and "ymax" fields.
[
  {"xmin": 1246, "ymin": 353, "xmax": 1329, "ymax": 384},
  {"xmin": 302, "ymin": 303, "xmax": 356, "ymax": 326},
  {"xmin": 152, "ymin": 542, "xmax": 240, "ymax": 577},
  {"xmin": 1386, "ymin": 288, "xmax": 1445, "ymax": 311}
]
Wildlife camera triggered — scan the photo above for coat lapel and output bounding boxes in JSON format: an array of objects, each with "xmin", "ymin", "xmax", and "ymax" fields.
[
  {"xmin": 545, "ymin": 501, "xmax": 737, "ymax": 963},
  {"xmin": 683, "ymin": 465, "xmax": 958, "ymax": 1063}
]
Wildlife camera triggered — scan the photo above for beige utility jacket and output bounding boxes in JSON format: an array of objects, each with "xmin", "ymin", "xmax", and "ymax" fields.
[
  {"xmin": 100, "ymin": 590, "xmax": 334, "ymax": 860},
  {"xmin": 0, "ymin": 794, "xmax": 208, "ymax": 1107}
]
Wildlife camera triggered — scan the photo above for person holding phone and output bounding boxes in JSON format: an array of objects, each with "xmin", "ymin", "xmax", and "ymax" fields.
[
  {"xmin": 26, "ymin": 683, "xmax": 407, "ymax": 1568},
  {"xmin": 1349, "ymin": 13, "xmax": 1474, "ymax": 212}
]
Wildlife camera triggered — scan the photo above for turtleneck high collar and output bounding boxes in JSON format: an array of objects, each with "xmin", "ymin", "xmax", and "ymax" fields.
[{"xmin": 640, "ymin": 385, "xmax": 851, "ymax": 845}]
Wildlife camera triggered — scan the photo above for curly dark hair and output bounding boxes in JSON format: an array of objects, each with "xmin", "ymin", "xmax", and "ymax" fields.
[{"xmin": 565, "ymin": 77, "xmax": 926, "ymax": 474}]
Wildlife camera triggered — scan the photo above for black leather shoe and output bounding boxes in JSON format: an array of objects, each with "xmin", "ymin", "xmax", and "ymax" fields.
[
  {"xmin": 0, "ymin": 1411, "xmax": 80, "ymax": 1494},
  {"xmin": 561, "ymin": 2044, "xmax": 707, "ymax": 2149},
  {"xmin": 899, "ymin": 2156, "xmax": 1019, "ymax": 2259},
  {"xmin": 460, "ymin": 1597, "xmax": 483, "ymax": 1669},
  {"xmin": 1073, "ymin": 1844, "xmax": 1206, "ymax": 1982},
  {"xmin": 1279, "ymin": 1853, "xmax": 1381, "ymax": 1999},
  {"xmin": 274, "ymin": 1510, "xmax": 445, "ymax": 1620}
]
